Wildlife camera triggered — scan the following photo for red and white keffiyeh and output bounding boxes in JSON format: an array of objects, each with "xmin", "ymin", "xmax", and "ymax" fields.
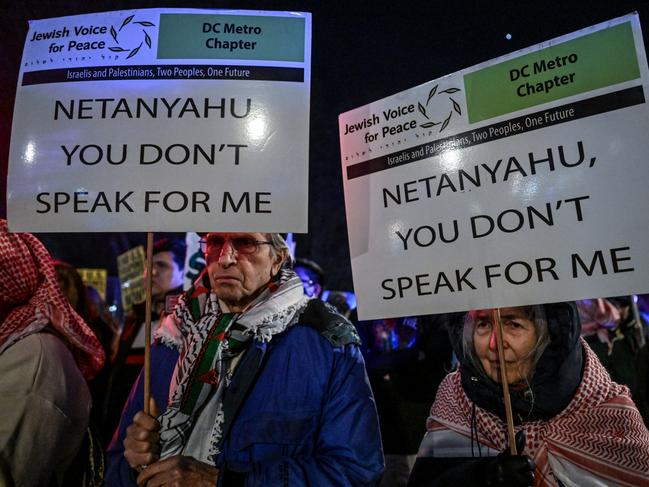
[
  {"xmin": 427, "ymin": 340, "xmax": 649, "ymax": 486},
  {"xmin": 0, "ymin": 220, "xmax": 104, "ymax": 379}
]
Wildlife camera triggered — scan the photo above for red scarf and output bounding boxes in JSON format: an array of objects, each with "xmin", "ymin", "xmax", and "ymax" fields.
[
  {"xmin": 428, "ymin": 341, "xmax": 649, "ymax": 486},
  {"xmin": 0, "ymin": 220, "xmax": 104, "ymax": 379}
]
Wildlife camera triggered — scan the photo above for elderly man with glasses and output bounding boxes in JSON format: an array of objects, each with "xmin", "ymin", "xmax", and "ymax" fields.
[{"xmin": 106, "ymin": 232, "xmax": 384, "ymax": 487}]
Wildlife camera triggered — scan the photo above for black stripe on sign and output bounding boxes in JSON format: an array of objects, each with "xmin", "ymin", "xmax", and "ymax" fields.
[
  {"xmin": 346, "ymin": 86, "xmax": 645, "ymax": 180},
  {"xmin": 22, "ymin": 64, "xmax": 304, "ymax": 85}
]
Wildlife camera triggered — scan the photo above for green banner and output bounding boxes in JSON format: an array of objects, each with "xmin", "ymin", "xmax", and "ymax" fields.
[
  {"xmin": 158, "ymin": 13, "xmax": 305, "ymax": 61},
  {"xmin": 464, "ymin": 22, "xmax": 640, "ymax": 123}
]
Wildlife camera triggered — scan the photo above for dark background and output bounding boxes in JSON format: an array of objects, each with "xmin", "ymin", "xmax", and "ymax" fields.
[{"xmin": 2, "ymin": 0, "xmax": 648, "ymax": 292}]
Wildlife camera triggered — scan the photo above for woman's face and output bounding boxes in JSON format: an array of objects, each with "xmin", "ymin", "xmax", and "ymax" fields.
[{"xmin": 472, "ymin": 307, "xmax": 538, "ymax": 384}]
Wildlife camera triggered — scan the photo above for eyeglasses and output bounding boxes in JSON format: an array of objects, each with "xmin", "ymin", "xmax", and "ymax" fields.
[{"xmin": 199, "ymin": 235, "xmax": 273, "ymax": 257}]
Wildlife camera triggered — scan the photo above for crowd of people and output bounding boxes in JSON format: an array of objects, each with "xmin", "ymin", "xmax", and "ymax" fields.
[{"xmin": 1, "ymin": 220, "xmax": 648, "ymax": 486}]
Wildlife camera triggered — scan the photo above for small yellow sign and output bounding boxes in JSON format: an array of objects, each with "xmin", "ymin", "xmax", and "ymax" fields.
[
  {"xmin": 77, "ymin": 268, "xmax": 108, "ymax": 300},
  {"xmin": 117, "ymin": 245, "xmax": 145, "ymax": 312}
]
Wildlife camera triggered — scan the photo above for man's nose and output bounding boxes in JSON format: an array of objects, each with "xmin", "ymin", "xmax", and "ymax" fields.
[{"xmin": 217, "ymin": 240, "xmax": 237, "ymax": 265}]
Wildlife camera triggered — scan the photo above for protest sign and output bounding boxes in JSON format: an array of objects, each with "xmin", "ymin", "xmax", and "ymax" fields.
[
  {"xmin": 117, "ymin": 245, "xmax": 145, "ymax": 312},
  {"xmin": 78, "ymin": 267, "xmax": 108, "ymax": 300},
  {"xmin": 8, "ymin": 8, "xmax": 311, "ymax": 232},
  {"xmin": 183, "ymin": 232, "xmax": 205, "ymax": 290},
  {"xmin": 339, "ymin": 14, "xmax": 649, "ymax": 320}
]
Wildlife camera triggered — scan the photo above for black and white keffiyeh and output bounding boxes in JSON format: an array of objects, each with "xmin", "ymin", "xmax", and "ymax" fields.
[{"xmin": 157, "ymin": 267, "xmax": 309, "ymax": 463}]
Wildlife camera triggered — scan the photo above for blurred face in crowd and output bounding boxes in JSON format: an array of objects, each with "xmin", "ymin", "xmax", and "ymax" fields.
[
  {"xmin": 55, "ymin": 267, "xmax": 79, "ymax": 309},
  {"xmin": 148, "ymin": 251, "xmax": 184, "ymax": 300},
  {"xmin": 203, "ymin": 233, "xmax": 285, "ymax": 312},
  {"xmin": 294, "ymin": 265, "xmax": 322, "ymax": 298},
  {"xmin": 472, "ymin": 307, "xmax": 538, "ymax": 384}
]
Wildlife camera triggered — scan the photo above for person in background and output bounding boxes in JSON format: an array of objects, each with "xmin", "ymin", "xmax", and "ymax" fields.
[
  {"xmin": 294, "ymin": 257, "xmax": 325, "ymax": 299},
  {"xmin": 119, "ymin": 238, "xmax": 187, "ymax": 357},
  {"xmin": 357, "ymin": 315, "xmax": 453, "ymax": 487},
  {"xmin": 325, "ymin": 290, "xmax": 353, "ymax": 318},
  {"xmin": 84, "ymin": 284, "xmax": 121, "ymax": 358},
  {"xmin": 0, "ymin": 220, "xmax": 104, "ymax": 486},
  {"xmin": 107, "ymin": 232, "xmax": 384, "ymax": 486},
  {"xmin": 636, "ymin": 294, "xmax": 649, "ymax": 325},
  {"xmin": 102, "ymin": 238, "xmax": 186, "ymax": 445},
  {"xmin": 409, "ymin": 303, "xmax": 649, "ymax": 487},
  {"xmin": 54, "ymin": 260, "xmax": 118, "ymax": 444},
  {"xmin": 578, "ymin": 297, "xmax": 649, "ymax": 426},
  {"xmin": 104, "ymin": 321, "xmax": 180, "ymax": 487}
]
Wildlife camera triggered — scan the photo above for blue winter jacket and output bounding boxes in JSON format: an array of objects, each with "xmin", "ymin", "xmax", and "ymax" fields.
[{"xmin": 105, "ymin": 315, "xmax": 384, "ymax": 486}]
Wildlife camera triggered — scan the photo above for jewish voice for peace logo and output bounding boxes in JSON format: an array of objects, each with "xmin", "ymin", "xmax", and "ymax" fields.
[
  {"xmin": 418, "ymin": 84, "xmax": 462, "ymax": 133},
  {"xmin": 108, "ymin": 15, "xmax": 156, "ymax": 59}
]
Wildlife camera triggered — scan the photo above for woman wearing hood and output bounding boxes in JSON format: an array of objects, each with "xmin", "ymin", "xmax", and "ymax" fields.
[{"xmin": 408, "ymin": 302, "xmax": 649, "ymax": 486}]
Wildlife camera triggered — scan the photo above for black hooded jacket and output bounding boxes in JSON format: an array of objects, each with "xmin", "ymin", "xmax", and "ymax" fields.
[
  {"xmin": 453, "ymin": 302, "xmax": 583, "ymax": 423},
  {"xmin": 408, "ymin": 302, "xmax": 584, "ymax": 486}
]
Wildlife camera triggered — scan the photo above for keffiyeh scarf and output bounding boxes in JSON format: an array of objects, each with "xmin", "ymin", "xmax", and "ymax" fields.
[
  {"xmin": 158, "ymin": 267, "xmax": 309, "ymax": 463},
  {"xmin": 0, "ymin": 219, "xmax": 104, "ymax": 379},
  {"xmin": 427, "ymin": 340, "xmax": 649, "ymax": 486}
]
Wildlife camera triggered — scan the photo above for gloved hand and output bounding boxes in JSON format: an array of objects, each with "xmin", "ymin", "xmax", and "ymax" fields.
[{"xmin": 478, "ymin": 431, "xmax": 535, "ymax": 487}]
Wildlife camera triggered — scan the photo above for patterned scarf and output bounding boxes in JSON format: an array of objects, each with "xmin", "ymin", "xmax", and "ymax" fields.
[
  {"xmin": 158, "ymin": 267, "xmax": 309, "ymax": 462},
  {"xmin": 0, "ymin": 220, "xmax": 104, "ymax": 379},
  {"xmin": 426, "ymin": 340, "xmax": 649, "ymax": 486}
]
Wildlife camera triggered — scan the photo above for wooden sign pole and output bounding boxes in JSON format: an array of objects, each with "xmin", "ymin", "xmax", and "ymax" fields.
[
  {"xmin": 493, "ymin": 308, "xmax": 518, "ymax": 455},
  {"xmin": 143, "ymin": 232, "xmax": 154, "ymax": 415}
]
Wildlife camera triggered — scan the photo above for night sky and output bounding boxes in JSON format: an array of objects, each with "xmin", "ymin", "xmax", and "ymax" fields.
[{"xmin": 2, "ymin": 0, "xmax": 648, "ymax": 292}]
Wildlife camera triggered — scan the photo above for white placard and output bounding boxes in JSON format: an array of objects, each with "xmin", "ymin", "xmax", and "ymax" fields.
[
  {"xmin": 183, "ymin": 232, "xmax": 205, "ymax": 290},
  {"xmin": 339, "ymin": 14, "xmax": 649, "ymax": 320},
  {"xmin": 8, "ymin": 8, "xmax": 311, "ymax": 232}
]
